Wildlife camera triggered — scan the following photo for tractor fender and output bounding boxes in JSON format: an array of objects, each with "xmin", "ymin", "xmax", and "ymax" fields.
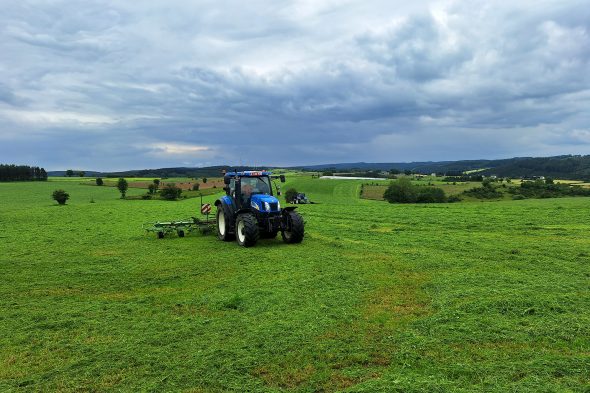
[
  {"xmin": 282, "ymin": 206, "xmax": 298, "ymax": 212},
  {"xmin": 216, "ymin": 196, "xmax": 236, "ymax": 212}
]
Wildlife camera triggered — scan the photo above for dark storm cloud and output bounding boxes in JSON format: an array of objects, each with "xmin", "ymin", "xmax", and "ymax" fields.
[{"xmin": 0, "ymin": 1, "xmax": 588, "ymax": 170}]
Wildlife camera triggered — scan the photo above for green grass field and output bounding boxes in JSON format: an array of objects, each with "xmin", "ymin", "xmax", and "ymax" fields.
[{"xmin": 1, "ymin": 177, "xmax": 589, "ymax": 391}]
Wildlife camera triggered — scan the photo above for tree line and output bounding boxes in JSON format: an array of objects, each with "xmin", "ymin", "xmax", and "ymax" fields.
[{"xmin": 0, "ymin": 164, "xmax": 47, "ymax": 182}]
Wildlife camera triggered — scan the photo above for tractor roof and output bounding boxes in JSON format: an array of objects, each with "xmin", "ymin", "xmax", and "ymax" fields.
[{"xmin": 224, "ymin": 170, "xmax": 272, "ymax": 178}]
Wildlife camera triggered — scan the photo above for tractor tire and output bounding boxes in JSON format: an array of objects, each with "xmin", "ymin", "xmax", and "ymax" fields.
[
  {"xmin": 236, "ymin": 213, "xmax": 259, "ymax": 247},
  {"xmin": 282, "ymin": 211, "xmax": 304, "ymax": 244},
  {"xmin": 157, "ymin": 231, "xmax": 165, "ymax": 239},
  {"xmin": 177, "ymin": 230, "xmax": 185, "ymax": 238},
  {"xmin": 216, "ymin": 205, "xmax": 234, "ymax": 241}
]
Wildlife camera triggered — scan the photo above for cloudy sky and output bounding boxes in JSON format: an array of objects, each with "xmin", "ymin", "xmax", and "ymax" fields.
[{"xmin": 1, "ymin": 0, "xmax": 589, "ymax": 170}]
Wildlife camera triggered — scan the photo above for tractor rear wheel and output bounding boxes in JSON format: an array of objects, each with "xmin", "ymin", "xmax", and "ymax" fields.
[
  {"xmin": 236, "ymin": 213, "xmax": 259, "ymax": 247},
  {"xmin": 282, "ymin": 211, "xmax": 304, "ymax": 244},
  {"xmin": 216, "ymin": 205, "xmax": 234, "ymax": 241}
]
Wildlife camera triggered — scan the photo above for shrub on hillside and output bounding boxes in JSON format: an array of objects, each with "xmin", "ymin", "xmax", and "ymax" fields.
[
  {"xmin": 511, "ymin": 180, "xmax": 590, "ymax": 199},
  {"xmin": 52, "ymin": 189, "xmax": 70, "ymax": 205},
  {"xmin": 384, "ymin": 178, "xmax": 416, "ymax": 203},
  {"xmin": 416, "ymin": 187, "xmax": 446, "ymax": 203},
  {"xmin": 96, "ymin": 178, "xmax": 103, "ymax": 186},
  {"xmin": 160, "ymin": 184, "xmax": 182, "ymax": 200},
  {"xmin": 463, "ymin": 185, "xmax": 503, "ymax": 199},
  {"xmin": 384, "ymin": 178, "xmax": 447, "ymax": 203},
  {"xmin": 192, "ymin": 183, "xmax": 200, "ymax": 191},
  {"xmin": 463, "ymin": 180, "xmax": 504, "ymax": 199}
]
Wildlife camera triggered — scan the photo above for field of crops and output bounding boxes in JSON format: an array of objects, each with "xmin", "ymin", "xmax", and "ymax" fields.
[{"xmin": 1, "ymin": 177, "xmax": 589, "ymax": 391}]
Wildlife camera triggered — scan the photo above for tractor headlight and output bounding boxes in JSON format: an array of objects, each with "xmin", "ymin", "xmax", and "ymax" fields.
[
  {"xmin": 264, "ymin": 201, "xmax": 270, "ymax": 211},
  {"xmin": 251, "ymin": 201, "xmax": 260, "ymax": 210},
  {"xmin": 277, "ymin": 201, "xmax": 281, "ymax": 210}
]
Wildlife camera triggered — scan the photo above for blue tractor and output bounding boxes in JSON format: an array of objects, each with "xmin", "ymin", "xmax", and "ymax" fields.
[{"xmin": 215, "ymin": 171, "xmax": 305, "ymax": 247}]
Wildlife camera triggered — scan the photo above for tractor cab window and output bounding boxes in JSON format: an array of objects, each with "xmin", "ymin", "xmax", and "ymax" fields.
[
  {"xmin": 240, "ymin": 176, "xmax": 271, "ymax": 197},
  {"xmin": 229, "ymin": 178, "xmax": 236, "ymax": 196}
]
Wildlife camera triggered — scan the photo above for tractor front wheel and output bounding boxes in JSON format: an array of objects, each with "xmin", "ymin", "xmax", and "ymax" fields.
[
  {"xmin": 236, "ymin": 213, "xmax": 259, "ymax": 247},
  {"xmin": 282, "ymin": 211, "xmax": 304, "ymax": 244}
]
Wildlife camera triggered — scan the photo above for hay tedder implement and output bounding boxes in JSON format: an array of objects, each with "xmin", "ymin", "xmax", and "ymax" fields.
[{"xmin": 143, "ymin": 197, "xmax": 215, "ymax": 238}]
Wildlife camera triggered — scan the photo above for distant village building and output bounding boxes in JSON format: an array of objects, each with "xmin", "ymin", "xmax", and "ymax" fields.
[{"xmin": 522, "ymin": 175, "xmax": 546, "ymax": 181}]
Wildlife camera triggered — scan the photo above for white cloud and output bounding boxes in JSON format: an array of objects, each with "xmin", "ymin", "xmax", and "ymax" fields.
[
  {"xmin": 146, "ymin": 143, "xmax": 212, "ymax": 156},
  {"xmin": 0, "ymin": 0, "xmax": 588, "ymax": 169}
]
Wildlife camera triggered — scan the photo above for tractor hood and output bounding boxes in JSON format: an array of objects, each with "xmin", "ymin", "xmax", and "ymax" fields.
[{"xmin": 250, "ymin": 194, "xmax": 281, "ymax": 212}]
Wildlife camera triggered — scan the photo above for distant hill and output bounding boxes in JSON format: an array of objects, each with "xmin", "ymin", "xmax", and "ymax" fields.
[
  {"xmin": 49, "ymin": 166, "xmax": 259, "ymax": 179},
  {"xmin": 47, "ymin": 170, "xmax": 102, "ymax": 177},
  {"xmin": 47, "ymin": 155, "xmax": 590, "ymax": 180},
  {"xmin": 105, "ymin": 166, "xmax": 263, "ymax": 179},
  {"xmin": 295, "ymin": 160, "xmax": 491, "ymax": 172},
  {"xmin": 295, "ymin": 155, "xmax": 590, "ymax": 180},
  {"xmin": 478, "ymin": 156, "xmax": 590, "ymax": 180}
]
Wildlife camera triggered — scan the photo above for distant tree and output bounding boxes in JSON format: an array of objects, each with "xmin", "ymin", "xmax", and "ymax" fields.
[
  {"xmin": 78, "ymin": 171, "xmax": 85, "ymax": 177},
  {"xmin": 0, "ymin": 164, "xmax": 48, "ymax": 181},
  {"xmin": 202, "ymin": 177, "xmax": 207, "ymax": 184},
  {"xmin": 385, "ymin": 178, "xmax": 447, "ymax": 203},
  {"xmin": 160, "ymin": 183, "xmax": 182, "ymax": 200},
  {"xmin": 66, "ymin": 169, "xmax": 74, "ymax": 177},
  {"xmin": 52, "ymin": 189, "xmax": 70, "ymax": 205},
  {"xmin": 389, "ymin": 168, "xmax": 401, "ymax": 175},
  {"xmin": 403, "ymin": 170, "xmax": 412, "ymax": 176},
  {"xmin": 545, "ymin": 177, "xmax": 554, "ymax": 184},
  {"xmin": 415, "ymin": 187, "xmax": 446, "ymax": 203},
  {"xmin": 384, "ymin": 178, "xmax": 416, "ymax": 203},
  {"xmin": 96, "ymin": 178, "xmax": 103, "ymax": 186},
  {"xmin": 117, "ymin": 178, "xmax": 128, "ymax": 198},
  {"xmin": 285, "ymin": 188, "xmax": 298, "ymax": 203},
  {"xmin": 148, "ymin": 183, "xmax": 156, "ymax": 194},
  {"xmin": 153, "ymin": 179, "xmax": 160, "ymax": 190},
  {"xmin": 192, "ymin": 183, "xmax": 200, "ymax": 191}
]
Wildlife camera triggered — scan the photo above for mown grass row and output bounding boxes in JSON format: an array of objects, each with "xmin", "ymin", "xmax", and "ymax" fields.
[{"xmin": 0, "ymin": 178, "xmax": 589, "ymax": 391}]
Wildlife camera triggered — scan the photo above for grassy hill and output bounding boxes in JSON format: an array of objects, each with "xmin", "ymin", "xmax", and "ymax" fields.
[{"xmin": 1, "ymin": 176, "xmax": 589, "ymax": 391}]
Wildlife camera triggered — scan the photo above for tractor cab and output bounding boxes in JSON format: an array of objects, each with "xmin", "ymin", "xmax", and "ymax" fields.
[
  {"xmin": 215, "ymin": 171, "xmax": 304, "ymax": 247},
  {"xmin": 225, "ymin": 172, "xmax": 276, "ymax": 209}
]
